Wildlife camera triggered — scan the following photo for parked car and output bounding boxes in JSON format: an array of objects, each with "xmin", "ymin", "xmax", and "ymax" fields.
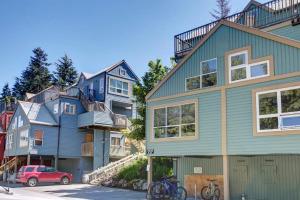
[{"xmin": 16, "ymin": 165, "xmax": 72, "ymax": 187}]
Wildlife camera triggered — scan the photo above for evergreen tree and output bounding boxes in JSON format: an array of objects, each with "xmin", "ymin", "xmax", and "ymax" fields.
[
  {"xmin": 125, "ymin": 59, "xmax": 169, "ymax": 140},
  {"xmin": 0, "ymin": 83, "xmax": 13, "ymax": 104},
  {"xmin": 13, "ymin": 47, "xmax": 52, "ymax": 99},
  {"xmin": 53, "ymin": 54, "xmax": 78, "ymax": 89},
  {"xmin": 210, "ymin": 0, "xmax": 231, "ymax": 20}
]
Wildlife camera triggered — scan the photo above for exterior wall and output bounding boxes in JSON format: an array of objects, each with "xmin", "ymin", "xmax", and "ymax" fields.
[
  {"xmin": 229, "ymin": 155, "xmax": 300, "ymax": 200},
  {"xmin": 58, "ymin": 158, "xmax": 82, "ymax": 183},
  {"xmin": 270, "ymin": 23, "xmax": 300, "ymax": 41},
  {"xmin": 93, "ymin": 130, "xmax": 110, "ymax": 170},
  {"xmin": 150, "ymin": 24, "xmax": 300, "ymax": 99},
  {"xmin": 146, "ymin": 91, "xmax": 222, "ymax": 157}
]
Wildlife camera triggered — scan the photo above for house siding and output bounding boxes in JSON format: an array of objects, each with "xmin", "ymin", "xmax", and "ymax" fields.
[{"xmin": 269, "ymin": 23, "xmax": 300, "ymax": 42}]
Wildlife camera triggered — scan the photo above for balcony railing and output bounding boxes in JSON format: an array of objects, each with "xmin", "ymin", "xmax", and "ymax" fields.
[
  {"xmin": 81, "ymin": 142, "xmax": 94, "ymax": 157},
  {"xmin": 175, "ymin": 0, "xmax": 300, "ymax": 57},
  {"xmin": 110, "ymin": 145, "xmax": 131, "ymax": 158},
  {"xmin": 0, "ymin": 99, "xmax": 17, "ymax": 113}
]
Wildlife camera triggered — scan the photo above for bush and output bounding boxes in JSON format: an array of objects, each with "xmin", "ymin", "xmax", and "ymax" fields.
[{"xmin": 117, "ymin": 157, "xmax": 173, "ymax": 182}]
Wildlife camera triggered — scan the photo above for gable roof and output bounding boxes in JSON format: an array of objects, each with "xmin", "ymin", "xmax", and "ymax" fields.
[
  {"xmin": 146, "ymin": 20, "xmax": 300, "ymax": 100},
  {"xmin": 243, "ymin": 0, "xmax": 262, "ymax": 11},
  {"xmin": 18, "ymin": 101, "xmax": 58, "ymax": 126}
]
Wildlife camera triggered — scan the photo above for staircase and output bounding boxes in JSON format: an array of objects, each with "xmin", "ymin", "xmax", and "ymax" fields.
[
  {"xmin": 0, "ymin": 157, "xmax": 17, "ymax": 176},
  {"xmin": 86, "ymin": 154, "xmax": 142, "ymax": 185}
]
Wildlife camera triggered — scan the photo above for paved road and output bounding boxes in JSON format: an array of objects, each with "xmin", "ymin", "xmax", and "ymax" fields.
[{"xmin": 0, "ymin": 183, "xmax": 146, "ymax": 200}]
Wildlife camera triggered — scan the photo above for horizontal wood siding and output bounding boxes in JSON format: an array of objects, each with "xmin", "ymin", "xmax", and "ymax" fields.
[
  {"xmin": 150, "ymin": 25, "xmax": 300, "ymax": 99},
  {"xmin": 177, "ymin": 156, "xmax": 223, "ymax": 185},
  {"xmin": 227, "ymin": 76, "xmax": 300, "ymax": 155},
  {"xmin": 270, "ymin": 24, "xmax": 300, "ymax": 42},
  {"xmin": 229, "ymin": 155, "xmax": 300, "ymax": 200},
  {"xmin": 146, "ymin": 91, "xmax": 222, "ymax": 156}
]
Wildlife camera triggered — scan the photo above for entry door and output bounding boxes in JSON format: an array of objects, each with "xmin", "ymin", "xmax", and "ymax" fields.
[{"xmin": 231, "ymin": 165, "xmax": 248, "ymax": 199}]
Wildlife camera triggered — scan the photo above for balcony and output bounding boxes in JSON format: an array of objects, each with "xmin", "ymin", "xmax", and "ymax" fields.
[
  {"xmin": 81, "ymin": 142, "xmax": 94, "ymax": 157},
  {"xmin": 110, "ymin": 145, "xmax": 131, "ymax": 158},
  {"xmin": 0, "ymin": 100, "xmax": 17, "ymax": 113},
  {"xmin": 174, "ymin": 0, "xmax": 300, "ymax": 60}
]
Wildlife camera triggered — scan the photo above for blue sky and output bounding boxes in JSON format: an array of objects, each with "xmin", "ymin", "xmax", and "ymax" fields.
[{"xmin": 0, "ymin": 0, "xmax": 267, "ymax": 90}]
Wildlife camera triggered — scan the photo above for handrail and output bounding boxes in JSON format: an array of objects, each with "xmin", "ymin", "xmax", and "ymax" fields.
[{"xmin": 174, "ymin": 0, "xmax": 300, "ymax": 55}]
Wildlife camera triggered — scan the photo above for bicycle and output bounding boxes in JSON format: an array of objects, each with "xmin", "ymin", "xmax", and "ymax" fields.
[
  {"xmin": 150, "ymin": 176, "xmax": 187, "ymax": 200},
  {"xmin": 201, "ymin": 179, "xmax": 220, "ymax": 200}
]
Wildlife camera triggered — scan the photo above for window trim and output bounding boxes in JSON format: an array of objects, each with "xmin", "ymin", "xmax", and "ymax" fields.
[
  {"xmin": 185, "ymin": 58, "xmax": 217, "ymax": 91},
  {"xmin": 253, "ymin": 81, "xmax": 300, "ymax": 136},
  {"xmin": 34, "ymin": 130, "xmax": 44, "ymax": 146},
  {"xmin": 108, "ymin": 77, "xmax": 130, "ymax": 97},
  {"xmin": 120, "ymin": 69, "xmax": 126, "ymax": 77},
  {"xmin": 64, "ymin": 103, "xmax": 76, "ymax": 115},
  {"xmin": 19, "ymin": 128, "xmax": 29, "ymax": 148},
  {"xmin": 150, "ymin": 99, "xmax": 199, "ymax": 142}
]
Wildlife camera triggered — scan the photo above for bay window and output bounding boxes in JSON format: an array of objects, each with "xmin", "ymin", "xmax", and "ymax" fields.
[
  {"xmin": 153, "ymin": 101, "xmax": 197, "ymax": 139},
  {"xmin": 109, "ymin": 78, "xmax": 129, "ymax": 96},
  {"xmin": 256, "ymin": 85, "xmax": 300, "ymax": 133}
]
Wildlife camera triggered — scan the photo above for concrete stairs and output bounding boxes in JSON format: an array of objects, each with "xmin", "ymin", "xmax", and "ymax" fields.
[{"xmin": 86, "ymin": 154, "xmax": 142, "ymax": 185}]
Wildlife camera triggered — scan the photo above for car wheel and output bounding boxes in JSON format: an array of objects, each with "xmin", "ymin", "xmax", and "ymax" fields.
[
  {"xmin": 27, "ymin": 178, "xmax": 38, "ymax": 187},
  {"xmin": 61, "ymin": 176, "xmax": 70, "ymax": 185}
]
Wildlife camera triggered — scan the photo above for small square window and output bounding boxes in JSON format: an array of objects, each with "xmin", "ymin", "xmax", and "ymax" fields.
[
  {"xmin": 64, "ymin": 103, "xmax": 76, "ymax": 115},
  {"xmin": 120, "ymin": 69, "xmax": 126, "ymax": 76}
]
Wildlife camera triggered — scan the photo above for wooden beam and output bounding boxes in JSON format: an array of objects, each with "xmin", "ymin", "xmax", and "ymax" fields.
[{"xmin": 147, "ymin": 157, "xmax": 153, "ymax": 187}]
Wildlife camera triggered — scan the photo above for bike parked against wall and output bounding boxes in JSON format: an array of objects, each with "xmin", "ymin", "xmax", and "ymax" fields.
[
  {"xmin": 201, "ymin": 179, "xmax": 220, "ymax": 200},
  {"xmin": 149, "ymin": 176, "xmax": 187, "ymax": 200}
]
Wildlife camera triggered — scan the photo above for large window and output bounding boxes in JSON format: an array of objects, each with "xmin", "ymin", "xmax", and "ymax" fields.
[
  {"xmin": 256, "ymin": 85, "xmax": 300, "ymax": 133},
  {"xmin": 7, "ymin": 134, "xmax": 13, "ymax": 149},
  {"xmin": 186, "ymin": 59, "xmax": 217, "ymax": 91},
  {"xmin": 109, "ymin": 78, "xmax": 129, "ymax": 96},
  {"xmin": 20, "ymin": 129, "xmax": 29, "ymax": 147},
  {"xmin": 153, "ymin": 101, "xmax": 197, "ymax": 139},
  {"xmin": 229, "ymin": 51, "xmax": 269, "ymax": 83},
  {"xmin": 34, "ymin": 130, "xmax": 43, "ymax": 146}
]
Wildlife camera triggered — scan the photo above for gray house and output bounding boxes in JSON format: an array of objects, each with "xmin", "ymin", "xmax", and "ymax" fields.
[{"xmin": 5, "ymin": 60, "xmax": 139, "ymax": 182}]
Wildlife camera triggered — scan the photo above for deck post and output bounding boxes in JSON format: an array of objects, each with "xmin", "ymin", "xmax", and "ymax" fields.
[
  {"xmin": 147, "ymin": 156, "xmax": 153, "ymax": 187},
  {"xmin": 27, "ymin": 154, "xmax": 31, "ymax": 165}
]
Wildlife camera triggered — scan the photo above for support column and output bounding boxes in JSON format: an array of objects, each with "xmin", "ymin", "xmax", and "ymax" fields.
[
  {"xmin": 223, "ymin": 155, "xmax": 230, "ymax": 200},
  {"xmin": 13, "ymin": 156, "xmax": 18, "ymax": 174},
  {"xmin": 147, "ymin": 156, "xmax": 153, "ymax": 187},
  {"xmin": 27, "ymin": 154, "xmax": 31, "ymax": 165}
]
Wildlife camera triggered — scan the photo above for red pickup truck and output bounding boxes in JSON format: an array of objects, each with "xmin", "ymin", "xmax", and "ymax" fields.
[{"xmin": 16, "ymin": 165, "xmax": 73, "ymax": 187}]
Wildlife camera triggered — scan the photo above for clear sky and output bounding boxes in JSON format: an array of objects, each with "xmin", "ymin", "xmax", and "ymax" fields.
[{"xmin": 0, "ymin": 0, "xmax": 267, "ymax": 90}]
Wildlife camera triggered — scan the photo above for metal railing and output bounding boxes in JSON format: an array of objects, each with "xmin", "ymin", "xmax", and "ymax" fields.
[
  {"xmin": 174, "ymin": 0, "xmax": 300, "ymax": 56},
  {"xmin": 0, "ymin": 99, "xmax": 17, "ymax": 113}
]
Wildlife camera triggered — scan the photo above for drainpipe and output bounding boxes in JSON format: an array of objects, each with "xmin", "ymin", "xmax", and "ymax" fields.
[{"xmin": 55, "ymin": 98, "xmax": 62, "ymax": 170}]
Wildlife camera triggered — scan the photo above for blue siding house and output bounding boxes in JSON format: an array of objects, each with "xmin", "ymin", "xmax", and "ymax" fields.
[
  {"xmin": 146, "ymin": 0, "xmax": 300, "ymax": 199},
  {"xmin": 5, "ymin": 60, "xmax": 139, "ymax": 182}
]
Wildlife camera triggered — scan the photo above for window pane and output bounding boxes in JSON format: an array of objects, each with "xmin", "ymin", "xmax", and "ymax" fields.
[
  {"xmin": 231, "ymin": 53, "xmax": 246, "ymax": 67},
  {"xmin": 281, "ymin": 88, "xmax": 300, "ymax": 113},
  {"xmin": 231, "ymin": 68, "xmax": 246, "ymax": 81},
  {"xmin": 181, "ymin": 124, "xmax": 196, "ymax": 136},
  {"xmin": 182, "ymin": 104, "xmax": 195, "ymax": 124},
  {"xmin": 259, "ymin": 117, "xmax": 278, "ymax": 130},
  {"xmin": 117, "ymin": 81, "xmax": 122, "ymax": 89},
  {"xmin": 110, "ymin": 79, "xmax": 116, "ymax": 87},
  {"xmin": 25, "ymin": 167, "xmax": 35, "ymax": 172},
  {"xmin": 154, "ymin": 127, "xmax": 166, "ymax": 138},
  {"xmin": 35, "ymin": 140, "xmax": 43, "ymax": 146},
  {"xmin": 202, "ymin": 73, "xmax": 217, "ymax": 88},
  {"xmin": 167, "ymin": 106, "xmax": 180, "ymax": 126},
  {"xmin": 251, "ymin": 63, "xmax": 268, "ymax": 77},
  {"xmin": 186, "ymin": 76, "xmax": 200, "ymax": 91},
  {"xmin": 116, "ymin": 89, "xmax": 122, "ymax": 93},
  {"xmin": 123, "ymin": 90, "xmax": 128, "ymax": 95},
  {"xmin": 123, "ymin": 82, "xmax": 128, "ymax": 90},
  {"xmin": 259, "ymin": 92, "xmax": 278, "ymax": 115},
  {"xmin": 202, "ymin": 59, "xmax": 217, "ymax": 74},
  {"xmin": 110, "ymin": 87, "xmax": 116, "ymax": 92},
  {"xmin": 166, "ymin": 126, "xmax": 179, "ymax": 137},
  {"xmin": 154, "ymin": 108, "xmax": 166, "ymax": 127},
  {"xmin": 282, "ymin": 116, "xmax": 300, "ymax": 128}
]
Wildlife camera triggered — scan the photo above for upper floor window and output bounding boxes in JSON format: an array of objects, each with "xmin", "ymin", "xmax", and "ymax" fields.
[
  {"xmin": 153, "ymin": 100, "xmax": 197, "ymax": 139},
  {"xmin": 109, "ymin": 78, "xmax": 129, "ymax": 96},
  {"xmin": 111, "ymin": 137, "xmax": 121, "ymax": 146},
  {"xmin": 34, "ymin": 130, "xmax": 43, "ymax": 146},
  {"xmin": 186, "ymin": 58, "xmax": 217, "ymax": 91},
  {"xmin": 120, "ymin": 69, "xmax": 126, "ymax": 76},
  {"xmin": 229, "ymin": 51, "xmax": 269, "ymax": 83},
  {"xmin": 7, "ymin": 134, "xmax": 13, "ymax": 149},
  {"xmin": 64, "ymin": 103, "xmax": 76, "ymax": 115},
  {"xmin": 255, "ymin": 85, "xmax": 300, "ymax": 134},
  {"xmin": 20, "ymin": 129, "xmax": 29, "ymax": 147}
]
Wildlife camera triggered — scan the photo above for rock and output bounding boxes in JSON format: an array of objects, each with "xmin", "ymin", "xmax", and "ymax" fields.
[
  {"xmin": 141, "ymin": 181, "xmax": 148, "ymax": 191},
  {"xmin": 102, "ymin": 179, "xmax": 113, "ymax": 187}
]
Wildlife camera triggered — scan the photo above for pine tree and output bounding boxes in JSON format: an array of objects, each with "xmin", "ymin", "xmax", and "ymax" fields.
[
  {"xmin": 210, "ymin": 0, "xmax": 231, "ymax": 20},
  {"xmin": 53, "ymin": 54, "xmax": 78, "ymax": 89},
  {"xmin": 13, "ymin": 47, "xmax": 52, "ymax": 99},
  {"xmin": 0, "ymin": 83, "xmax": 13, "ymax": 104}
]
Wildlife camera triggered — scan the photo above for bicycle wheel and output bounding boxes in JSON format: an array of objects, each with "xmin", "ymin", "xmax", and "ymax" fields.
[
  {"xmin": 172, "ymin": 186, "xmax": 187, "ymax": 200},
  {"xmin": 201, "ymin": 186, "xmax": 211, "ymax": 200},
  {"xmin": 150, "ymin": 182, "xmax": 166, "ymax": 200},
  {"xmin": 213, "ymin": 188, "xmax": 221, "ymax": 200}
]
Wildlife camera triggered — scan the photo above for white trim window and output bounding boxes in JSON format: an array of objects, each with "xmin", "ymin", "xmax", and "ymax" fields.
[
  {"xmin": 186, "ymin": 58, "xmax": 217, "ymax": 91},
  {"xmin": 64, "ymin": 103, "xmax": 76, "ymax": 115},
  {"xmin": 153, "ymin": 101, "xmax": 197, "ymax": 139},
  {"xmin": 34, "ymin": 130, "xmax": 43, "ymax": 146},
  {"xmin": 19, "ymin": 129, "xmax": 29, "ymax": 147},
  {"xmin": 256, "ymin": 85, "xmax": 300, "ymax": 132},
  {"xmin": 7, "ymin": 134, "xmax": 13, "ymax": 149},
  {"xmin": 109, "ymin": 77, "xmax": 129, "ymax": 96},
  {"xmin": 120, "ymin": 69, "xmax": 126, "ymax": 76},
  {"xmin": 229, "ymin": 51, "xmax": 269, "ymax": 83}
]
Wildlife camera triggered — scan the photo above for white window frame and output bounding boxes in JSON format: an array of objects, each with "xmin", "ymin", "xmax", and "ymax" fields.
[
  {"xmin": 185, "ymin": 58, "xmax": 217, "ymax": 91},
  {"xmin": 152, "ymin": 99, "xmax": 198, "ymax": 140},
  {"xmin": 109, "ymin": 77, "xmax": 129, "ymax": 97},
  {"xmin": 64, "ymin": 103, "xmax": 76, "ymax": 115},
  {"xmin": 7, "ymin": 134, "xmax": 13, "ymax": 149},
  {"xmin": 256, "ymin": 85, "xmax": 300, "ymax": 133},
  {"xmin": 34, "ymin": 130, "xmax": 43, "ymax": 146},
  {"xmin": 229, "ymin": 51, "xmax": 270, "ymax": 83},
  {"xmin": 120, "ymin": 69, "xmax": 126, "ymax": 77},
  {"xmin": 19, "ymin": 129, "xmax": 29, "ymax": 147}
]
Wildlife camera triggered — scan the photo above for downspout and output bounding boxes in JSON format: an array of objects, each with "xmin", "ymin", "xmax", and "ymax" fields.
[{"xmin": 55, "ymin": 98, "xmax": 62, "ymax": 170}]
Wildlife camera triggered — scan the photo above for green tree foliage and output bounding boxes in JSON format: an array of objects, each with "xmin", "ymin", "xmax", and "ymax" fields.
[
  {"xmin": 125, "ymin": 59, "xmax": 169, "ymax": 140},
  {"xmin": 0, "ymin": 83, "xmax": 13, "ymax": 104},
  {"xmin": 210, "ymin": 0, "xmax": 231, "ymax": 20},
  {"xmin": 53, "ymin": 54, "xmax": 78, "ymax": 89},
  {"xmin": 13, "ymin": 47, "xmax": 52, "ymax": 99}
]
